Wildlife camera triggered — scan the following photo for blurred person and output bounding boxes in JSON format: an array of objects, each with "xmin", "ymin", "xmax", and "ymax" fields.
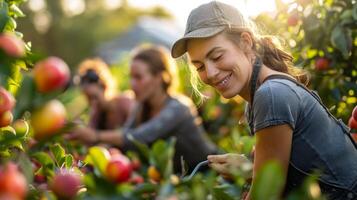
[
  {"xmin": 77, "ymin": 58, "xmax": 134, "ymax": 130},
  {"xmin": 170, "ymin": 1, "xmax": 357, "ymax": 199},
  {"xmin": 69, "ymin": 46, "xmax": 217, "ymax": 173}
]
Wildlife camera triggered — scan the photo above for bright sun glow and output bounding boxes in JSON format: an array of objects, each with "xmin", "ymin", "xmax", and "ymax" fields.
[
  {"xmin": 28, "ymin": 0, "xmax": 46, "ymax": 12},
  {"xmin": 61, "ymin": 0, "xmax": 85, "ymax": 16},
  {"xmin": 105, "ymin": 0, "xmax": 123, "ymax": 10},
  {"xmin": 128, "ymin": 0, "xmax": 278, "ymax": 26}
]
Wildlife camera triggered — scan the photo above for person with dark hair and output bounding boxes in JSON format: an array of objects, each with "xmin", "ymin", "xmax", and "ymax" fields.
[
  {"xmin": 77, "ymin": 58, "xmax": 134, "ymax": 130},
  {"xmin": 170, "ymin": 1, "xmax": 357, "ymax": 199},
  {"xmin": 69, "ymin": 47, "xmax": 217, "ymax": 173}
]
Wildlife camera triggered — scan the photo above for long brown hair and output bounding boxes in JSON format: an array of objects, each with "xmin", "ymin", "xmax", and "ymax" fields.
[
  {"xmin": 224, "ymin": 27, "xmax": 309, "ymax": 85},
  {"xmin": 131, "ymin": 45, "xmax": 179, "ymax": 124}
]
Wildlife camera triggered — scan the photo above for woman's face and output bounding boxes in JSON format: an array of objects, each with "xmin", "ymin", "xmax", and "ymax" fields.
[
  {"xmin": 130, "ymin": 59, "xmax": 161, "ymax": 102},
  {"xmin": 187, "ymin": 33, "xmax": 253, "ymax": 99},
  {"xmin": 82, "ymin": 84, "xmax": 105, "ymax": 107}
]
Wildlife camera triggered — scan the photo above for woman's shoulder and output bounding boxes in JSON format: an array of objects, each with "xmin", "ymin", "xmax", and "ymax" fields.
[
  {"xmin": 107, "ymin": 92, "xmax": 135, "ymax": 113},
  {"xmin": 167, "ymin": 94, "xmax": 199, "ymax": 115},
  {"xmin": 168, "ymin": 94, "xmax": 194, "ymax": 107},
  {"xmin": 256, "ymin": 78, "xmax": 302, "ymax": 98},
  {"xmin": 112, "ymin": 91, "xmax": 134, "ymax": 102},
  {"xmin": 253, "ymin": 78, "xmax": 304, "ymax": 108}
]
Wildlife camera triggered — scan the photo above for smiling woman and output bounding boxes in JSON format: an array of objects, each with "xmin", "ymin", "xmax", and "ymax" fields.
[{"xmin": 171, "ymin": 1, "xmax": 357, "ymax": 199}]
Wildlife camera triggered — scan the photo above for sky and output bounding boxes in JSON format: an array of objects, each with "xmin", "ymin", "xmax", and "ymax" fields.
[
  {"xmin": 27, "ymin": 0, "xmax": 282, "ymax": 32},
  {"xmin": 127, "ymin": 0, "xmax": 279, "ymax": 27}
]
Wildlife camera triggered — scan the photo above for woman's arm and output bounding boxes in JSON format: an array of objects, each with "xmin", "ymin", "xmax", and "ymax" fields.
[
  {"xmin": 121, "ymin": 101, "xmax": 189, "ymax": 146},
  {"xmin": 245, "ymin": 124, "xmax": 293, "ymax": 200},
  {"xmin": 67, "ymin": 100, "xmax": 189, "ymax": 148},
  {"xmin": 66, "ymin": 127, "xmax": 124, "ymax": 146}
]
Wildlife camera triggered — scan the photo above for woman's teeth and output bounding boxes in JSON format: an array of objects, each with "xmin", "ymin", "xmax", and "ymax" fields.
[{"xmin": 218, "ymin": 74, "xmax": 231, "ymax": 87}]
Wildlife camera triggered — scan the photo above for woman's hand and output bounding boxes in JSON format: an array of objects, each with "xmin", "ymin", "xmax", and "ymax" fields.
[
  {"xmin": 66, "ymin": 126, "xmax": 97, "ymax": 145},
  {"xmin": 207, "ymin": 153, "xmax": 253, "ymax": 180}
]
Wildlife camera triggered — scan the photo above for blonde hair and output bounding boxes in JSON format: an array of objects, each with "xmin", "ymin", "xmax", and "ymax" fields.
[{"xmin": 77, "ymin": 58, "xmax": 117, "ymax": 99}]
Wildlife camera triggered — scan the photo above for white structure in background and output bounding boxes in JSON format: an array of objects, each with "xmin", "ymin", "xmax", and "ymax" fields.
[{"xmin": 96, "ymin": 16, "xmax": 184, "ymax": 64}]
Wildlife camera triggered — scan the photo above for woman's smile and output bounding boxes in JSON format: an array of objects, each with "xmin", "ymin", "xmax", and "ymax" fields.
[{"xmin": 214, "ymin": 72, "xmax": 232, "ymax": 91}]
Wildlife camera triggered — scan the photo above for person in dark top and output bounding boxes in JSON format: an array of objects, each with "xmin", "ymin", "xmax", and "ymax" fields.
[
  {"xmin": 77, "ymin": 58, "xmax": 134, "ymax": 130},
  {"xmin": 69, "ymin": 47, "xmax": 217, "ymax": 173},
  {"xmin": 170, "ymin": 1, "xmax": 357, "ymax": 199}
]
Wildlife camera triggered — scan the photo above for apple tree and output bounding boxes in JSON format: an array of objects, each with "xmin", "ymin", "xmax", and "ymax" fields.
[{"xmin": 255, "ymin": 0, "xmax": 356, "ymax": 121}]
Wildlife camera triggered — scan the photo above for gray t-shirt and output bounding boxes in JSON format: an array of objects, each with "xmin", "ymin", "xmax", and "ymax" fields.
[
  {"xmin": 122, "ymin": 95, "xmax": 217, "ymax": 173},
  {"xmin": 246, "ymin": 78, "xmax": 357, "ymax": 191}
]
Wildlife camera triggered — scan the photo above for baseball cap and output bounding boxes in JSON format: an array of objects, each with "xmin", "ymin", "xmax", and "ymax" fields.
[{"xmin": 171, "ymin": 1, "xmax": 250, "ymax": 58}]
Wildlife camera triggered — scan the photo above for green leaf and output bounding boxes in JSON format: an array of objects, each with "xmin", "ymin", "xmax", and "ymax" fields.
[
  {"xmin": 9, "ymin": 4, "xmax": 25, "ymax": 17},
  {"xmin": 0, "ymin": 126, "xmax": 25, "ymax": 151},
  {"xmin": 14, "ymin": 60, "xmax": 27, "ymax": 70},
  {"xmin": 340, "ymin": 10, "xmax": 352, "ymax": 20},
  {"xmin": 64, "ymin": 154, "xmax": 74, "ymax": 169},
  {"xmin": 17, "ymin": 153, "xmax": 34, "ymax": 184},
  {"xmin": 303, "ymin": 14, "xmax": 320, "ymax": 31},
  {"xmin": 212, "ymin": 184, "xmax": 237, "ymax": 200},
  {"xmin": 0, "ymin": 126, "xmax": 16, "ymax": 135},
  {"xmin": 133, "ymin": 183, "xmax": 158, "ymax": 195},
  {"xmin": 50, "ymin": 143, "xmax": 65, "ymax": 167},
  {"xmin": 13, "ymin": 74, "xmax": 36, "ymax": 119},
  {"xmin": 151, "ymin": 140, "xmax": 167, "ymax": 167},
  {"xmin": 251, "ymin": 161, "xmax": 285, "ymax": 200},
  {"xmin": 32, "ymin": 152, "xmax": 54, "ymax": 167},
  {"xmin": 0, "ymin": 1, "xmax": 9, "ymax": 32},
  {"xmin": 150, "ymin": 138, "xmax": 176, "ymax": 178},
  {"xmin": 331, "ymin": 25, "xmax": 352, "ymax": 59},
  {"xmin": 353, "ymin": 4, "xmax": 357, "ymax": 20},
  {"xmin": 127, "ymin": 134, "xmax": 150, "ymax": 160},
  {"xmin": 117, "ymin": 183, "xmax": 134, "ymax": 197},
  {"xmin": 5, "ymin": 16, "xmax": 16, "ymax": 30},
  {"xmin": 84, "ymin": 146, "xmax": 110, "ymax": 176}
]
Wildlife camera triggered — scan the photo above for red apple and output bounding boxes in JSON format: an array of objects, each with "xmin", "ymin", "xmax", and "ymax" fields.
[
  {"xmin": 0, "ymin": 193, "xmax": 20, "ymax": 200},
  {"xmin": 33, "ymin": 57, "xmax": 70, "ymax": 93},
  {"xmin": 0, "ymin": 33, "xmax": 25, "ymax": 58},
  {"xmin": 50, "ymin": 169, "xmax": 81, "ymax": 200},
  {"xmin": 0, "ymin": 87, "xmax": 15, "ymax": 114},
  {"xmin": 287, "ymin": 14, "xmax": 299, "ymax": 26},
  {"xmin": 12, "ymin": 119, "xmax": 29, "ymax": 137},
  {"xmin": 31, "ymin": 100, "xmax": 67, "ymax": 140},
  {"xmin": 0, "ymin": 163, "xmax": 27, "ymax": 199},
  {"xmin": 34, "ymin": 173, "xmax": 46, "ymax": 184},
  {"xmin": 106, "ymin": 155, "xmax": 132, "ymax": 183},
  {"xmin": 315, "ymin": 58, "xmax": 329, "ymax": 71},
  {"xmin": 348, "ymin": 117, "xmax": 357, "ymax": 130},
  {"xmin": 352, "ymin": 106, "xmax": 357, "ymax": 121},
  {"xmin": 0, "ymin": 111, "xmax": 13, "ymax": 128}
]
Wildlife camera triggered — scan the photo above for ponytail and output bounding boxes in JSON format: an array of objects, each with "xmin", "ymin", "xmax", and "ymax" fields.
[
  {"xmin": 256, "ymin": 36, "xmax": 309, "ymax": 85},
  {"xmin": 225, "ymin": 30, "xmax": 309, "ymax": 86}
]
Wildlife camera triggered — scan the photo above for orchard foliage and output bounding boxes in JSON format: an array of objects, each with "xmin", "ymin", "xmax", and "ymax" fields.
[{"xmin": 255, "ymin": 0, "xmax": 357, "ymax": 120}]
